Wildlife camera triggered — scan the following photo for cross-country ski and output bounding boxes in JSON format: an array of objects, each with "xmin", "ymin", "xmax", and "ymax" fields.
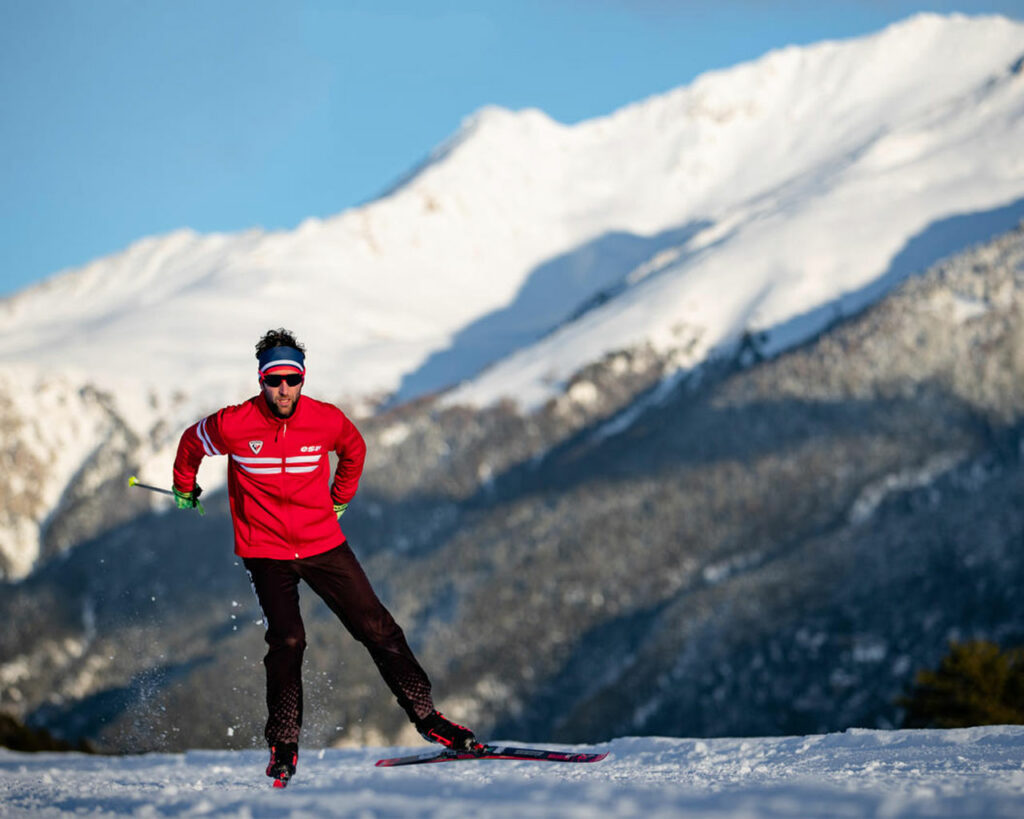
[{"xmin": 375, "ymin": 743, "xmax": 610, "ymax": 767}]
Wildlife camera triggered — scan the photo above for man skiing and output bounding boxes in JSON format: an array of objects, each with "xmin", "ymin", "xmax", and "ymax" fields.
[{"xmin": 172, "ymin": 328, "xmax": 476, "ymax": 787}]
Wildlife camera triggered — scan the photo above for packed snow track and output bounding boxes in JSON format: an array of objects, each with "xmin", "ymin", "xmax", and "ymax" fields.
[{"xmin": 3, "ymin": 727, "xmax": 1024, "ymax": 817}]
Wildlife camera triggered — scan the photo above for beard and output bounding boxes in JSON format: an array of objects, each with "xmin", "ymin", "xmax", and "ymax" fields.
[{"xmin": 264, "ymin": 390, "xmax": 299, "ymax": 418}]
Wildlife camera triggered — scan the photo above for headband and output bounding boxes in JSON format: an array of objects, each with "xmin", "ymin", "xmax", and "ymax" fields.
[{"xmin": 258, "ymin": 346, "xmax": 306, "ymax": 375}]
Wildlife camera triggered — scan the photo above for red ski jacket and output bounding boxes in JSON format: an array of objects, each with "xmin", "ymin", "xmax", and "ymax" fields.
[{"xmin": 173, "ymin": 394, "xmax": 367, "ymax": 560}]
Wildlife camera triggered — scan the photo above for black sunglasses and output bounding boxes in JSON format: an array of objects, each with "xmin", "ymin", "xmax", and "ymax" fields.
[{"xmin": 263, "ymin": 373, "xmax": 304, "ymax": 387}]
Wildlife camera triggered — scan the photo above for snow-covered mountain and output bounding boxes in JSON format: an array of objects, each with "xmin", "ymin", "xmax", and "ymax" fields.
[
  {"xmin": 1, "ymin": 12, "xmax": 1023, "ymax": 578},
  {"xmin": 3, "ymin": 222, "xmax": 1022, "ymax": 753}
]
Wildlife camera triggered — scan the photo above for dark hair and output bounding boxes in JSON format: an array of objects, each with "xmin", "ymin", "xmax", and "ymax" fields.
[{"xmin": 255, "ymin": 328, "xmax": 306, "ymax": 358}]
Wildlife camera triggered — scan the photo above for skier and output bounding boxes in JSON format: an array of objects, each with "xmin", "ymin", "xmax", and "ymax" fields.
[{"xmin": 171, "ymin": 328, "xmax": 476, "ymax": 787}]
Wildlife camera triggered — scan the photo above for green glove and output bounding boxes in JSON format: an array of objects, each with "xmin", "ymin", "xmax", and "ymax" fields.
[
  {"xmin": 334, "ymin": 502, "xmax": 348, "ymax": 520},
  {"xmin": 174, "ymin": 484, "xmax": 205, "ymax": 516}
]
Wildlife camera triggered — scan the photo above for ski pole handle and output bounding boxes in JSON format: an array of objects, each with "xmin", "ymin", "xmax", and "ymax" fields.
[{"xmin": 127, "ymin": 476, "xmax": 176, "ymax": 497}]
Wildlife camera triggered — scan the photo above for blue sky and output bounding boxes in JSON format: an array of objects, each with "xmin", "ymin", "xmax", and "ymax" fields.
[{"xmin": 2, "ymin": 0, "xmax": 1021, "ymax": 296}]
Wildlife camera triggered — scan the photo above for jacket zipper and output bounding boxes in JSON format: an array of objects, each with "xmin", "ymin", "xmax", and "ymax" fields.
[{"xmin": 278, "ymin": 422, "xmax": 299, "ymax": 558}]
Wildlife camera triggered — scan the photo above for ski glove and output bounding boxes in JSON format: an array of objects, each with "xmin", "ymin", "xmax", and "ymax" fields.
[
  {"xmin": 173, "ymin": 484, "xmax": 205, "ymax": 516},
  {"xmin": 333, "ymin": 503, "xmax": 348, "ymax": 520}
]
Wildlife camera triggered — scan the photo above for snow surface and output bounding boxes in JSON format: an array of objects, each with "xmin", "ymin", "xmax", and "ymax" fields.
[
  {"xmin": 3, "ymin": 728, "xmax": 1024, "ymax": 817},
  {"xmin": 2, "ymin": 13, "xmax": 1024, "ymax": 577}
]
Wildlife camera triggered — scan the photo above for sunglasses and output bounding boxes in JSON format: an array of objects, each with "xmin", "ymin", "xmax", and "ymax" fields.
[{"xmin": 262, "ymin": 373, "xmax": 304, "ymax": 387}]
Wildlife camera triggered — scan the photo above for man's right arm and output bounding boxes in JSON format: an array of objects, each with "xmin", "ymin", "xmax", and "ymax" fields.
[{"xmin": 173, "ymin": 413, "xmax": 227, "ymax": 492}]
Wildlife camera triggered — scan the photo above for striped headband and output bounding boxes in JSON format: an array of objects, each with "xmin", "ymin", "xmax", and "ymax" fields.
[{"xmin": 257, "ymin": 346, "xmax": 306, "ymax": 375}]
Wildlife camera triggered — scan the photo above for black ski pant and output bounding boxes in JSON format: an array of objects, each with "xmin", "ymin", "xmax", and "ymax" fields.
[{"xmin": 243, "ymin": 541, "xmax": 434, "ymax": 746}]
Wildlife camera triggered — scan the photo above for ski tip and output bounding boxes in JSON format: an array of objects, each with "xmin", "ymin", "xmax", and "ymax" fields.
[{"xmin": 127, "ymin": 476, "xmax": 139, "ymax": 487}]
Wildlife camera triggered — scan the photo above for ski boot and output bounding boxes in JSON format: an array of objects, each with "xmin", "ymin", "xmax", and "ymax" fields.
[
  {"xmin": 266, "ymin": 741, "xmax": 298, "ymax": 788},
  {"xmin": 415, "ymin": 710, "xmax": 479, "ymax": 751}
]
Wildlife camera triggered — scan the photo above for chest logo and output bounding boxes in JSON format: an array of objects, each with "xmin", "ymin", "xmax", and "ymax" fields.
[{"xmin": 249, "ymin": 440, "xmax": 264, "ymax": 454}]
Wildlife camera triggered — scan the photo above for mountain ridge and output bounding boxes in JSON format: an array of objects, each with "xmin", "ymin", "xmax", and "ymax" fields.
[{"xmin": 4, "ymin": 13, "xmax": 1022, "ymax": 396}]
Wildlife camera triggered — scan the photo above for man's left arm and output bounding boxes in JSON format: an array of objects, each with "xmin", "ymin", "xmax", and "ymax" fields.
[{"xmin": 331, "ymin": 411, "xmax": 367, "ymax": 518}]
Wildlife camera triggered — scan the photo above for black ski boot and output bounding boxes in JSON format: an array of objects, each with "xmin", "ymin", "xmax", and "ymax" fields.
[
  {"xmin": 266, "ymin": 741, "xmax": 298, "ymax": 788},
  {"xmin": 415, "ymin": 710, "xmax": 479, "ymax": 751}
]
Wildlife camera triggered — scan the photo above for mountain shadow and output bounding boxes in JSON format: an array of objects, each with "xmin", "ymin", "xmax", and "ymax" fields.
[
  {"xmin": 395, "ymin": 196, "xmax": 1024, "ymax": 406},
  {"xmin": 392, "ymin": 221, "xmax": 711, "ymax": 403},
  {"xmin": 750, "ymin": 196, "xmax": 1024, "ymax": 356}
]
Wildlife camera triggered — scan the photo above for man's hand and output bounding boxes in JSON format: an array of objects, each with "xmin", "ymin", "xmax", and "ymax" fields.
[
  {"xmin": 333, "ymin": 503, "xmax": 348, "ymax": 520},
  {"xmin": 174, "ymin": 484, "xmax": 205, "ymax": 516}
]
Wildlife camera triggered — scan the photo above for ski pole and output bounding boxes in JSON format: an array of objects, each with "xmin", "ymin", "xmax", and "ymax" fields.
[{"xmin": 127, "ymin": 476, "xmax": 175, "ymax": 497}]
